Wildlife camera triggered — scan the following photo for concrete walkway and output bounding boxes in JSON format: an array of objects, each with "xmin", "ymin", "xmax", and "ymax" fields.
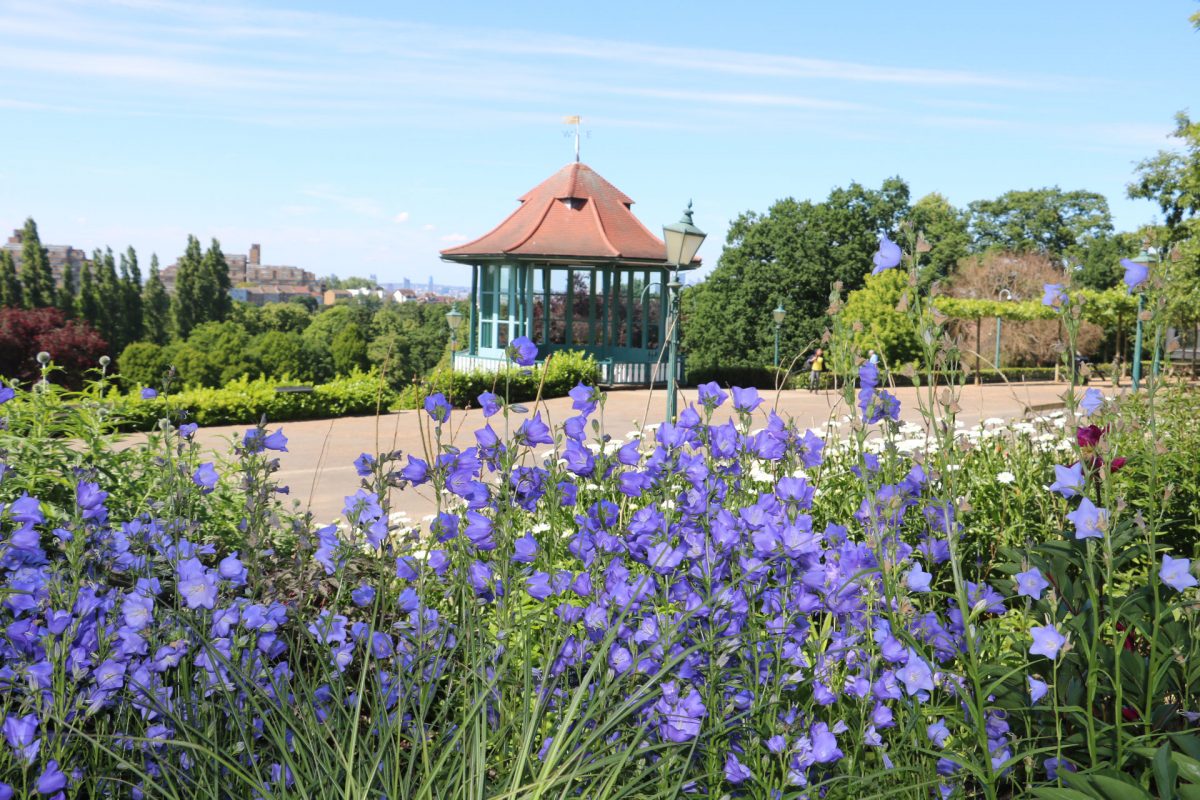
[{"xmin": 135, "ymin": 380, "xmax": 1088, "ymax": 526}]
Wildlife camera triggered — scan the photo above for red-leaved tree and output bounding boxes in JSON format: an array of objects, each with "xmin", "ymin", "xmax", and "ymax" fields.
[{"xmin": 0, "ymin": 307, "xmax": 109, "ymax": 388}]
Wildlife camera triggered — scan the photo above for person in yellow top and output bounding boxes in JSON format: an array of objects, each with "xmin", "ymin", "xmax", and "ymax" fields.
[{"xmin": 806, "ymin": 348, "xmax": 825, "ymax": 392}]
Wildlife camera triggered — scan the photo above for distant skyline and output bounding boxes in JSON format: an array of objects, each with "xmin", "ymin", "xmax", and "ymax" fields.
[{"xmin": 1, "ymin": 1, "xmax": 1197, "ymax": 286}]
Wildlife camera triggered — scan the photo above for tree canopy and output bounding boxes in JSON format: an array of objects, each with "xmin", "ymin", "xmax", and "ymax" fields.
[
  {"xmin": 967, "ymin": 187, "xmax": 1113, "ymax": 257},
  {"xmin": 684, "ymin": 177, "xmax": 910, "ymax": 371}
]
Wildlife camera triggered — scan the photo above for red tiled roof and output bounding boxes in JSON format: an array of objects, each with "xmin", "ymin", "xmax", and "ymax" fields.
[{"xmin": 442, "ymin": 162, "xmax": 691, "ymax": 266}]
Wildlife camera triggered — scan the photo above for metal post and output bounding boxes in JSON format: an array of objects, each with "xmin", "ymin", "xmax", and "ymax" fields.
[
  {"xmin": 1150, "ymin": 250, "xmax": 1161, "ymax": 383},
  {"xmin": 1133, "ymin": 293, "xmax": 1144, "ymax": 391},
  {"xmin": 774, "ymin": 323, "xmax": 781, "ymax": 369},
  {"xmin": 994, "ymin": 317, "xmax": 1002, "ymax": 373},
  {"xmin": 666, "ymin": 269, "xmax": 681, "ymax": 422}
]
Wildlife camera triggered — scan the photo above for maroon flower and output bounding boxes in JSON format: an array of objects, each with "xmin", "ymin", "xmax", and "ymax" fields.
[
  {"xmin": 1074, "ymin": 424, "xmax": 1126, "ymax": 474},
  {"xmin": 1076, "ymin": 425, "xmax": 1103, "ymax": 448}
]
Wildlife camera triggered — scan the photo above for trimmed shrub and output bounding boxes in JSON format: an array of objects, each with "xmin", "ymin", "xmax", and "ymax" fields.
[
  {"xmin": 394, "ymin": 350, "xmax": 601, "ymax": 410},
  {"xmin": 111, "ymin": 370, "xmax": 390, "ymax": 429}
]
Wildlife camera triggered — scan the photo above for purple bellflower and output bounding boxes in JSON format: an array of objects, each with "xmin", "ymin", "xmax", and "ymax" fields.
[
  {"xmin": 1029, "ymin": 624, "xmax": 1067, "ymax": 659},
  {"xmin": 508, "ymin": 336, "xmax": 538, "ymax": 366},
  {"xmin": 1121, "ymin": 258, "xmax": 1149, "ymax": 293},
  {"xmin": 1160, "ymin": 554, "xmax": 1197, "ymax": 592},
  {"xmin": 872, "ymin": 234, "xmax": 902, "ymax": 275}
]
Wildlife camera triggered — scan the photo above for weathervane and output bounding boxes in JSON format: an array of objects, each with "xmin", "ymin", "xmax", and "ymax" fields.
[{"xmin": 562, "ymin": 115, "xmax": 589, "ymax": 162}]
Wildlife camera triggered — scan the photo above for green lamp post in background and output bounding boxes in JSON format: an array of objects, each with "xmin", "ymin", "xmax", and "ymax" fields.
[
  {"xmin": 445, "ymin": 307, "xmax": 464, "ymax": 372},
  {"xmin": 994, "ymin": 288, "xmax": 1014, "ymax": 373},
  {"xmin": 1130, "ymin": 248, "xmax": 1156, "ymax": 392},
  {"xmin": 662, "ymin": 202, "xmax": 707, "ymax": 422},
  {"xmin": 772, "ymin": 303, "xmax": 786, "ymax": 369}
]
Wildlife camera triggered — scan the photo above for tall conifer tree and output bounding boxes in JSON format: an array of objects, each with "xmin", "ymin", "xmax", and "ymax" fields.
[
  {"xmin": 119, "ymin": 246, "xmax": 144, "ymax": 345},
  {"xmin": 56, "ymin": 258, "xmax": 77, "ymax": 317},
  {"xmin": 171, "ymin": 235, "xmax": 204, "ymax": 339},
  {"xmin": 201, "ymin": 238, "xmax": 232, "ymax": 322},
  {"xmin": 19, "ymin": 218, "xmax": 55, "ymax": 308},
  {"xmin": 91, "ymin": 247, "xmax": 122, "ymax": 347},
  {"xmin": 0, "ymin": 249, "xmax": 21, "ymax": 309},
  {"xmin": 142, "ymin": 254, "xmax": 170, "ymax": 345},
  {"xmin": 76, "ymin": 259, "xmax": 101, "ymax": 329}
]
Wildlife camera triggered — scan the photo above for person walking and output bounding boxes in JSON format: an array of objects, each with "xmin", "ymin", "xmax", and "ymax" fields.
[{"xmin": 808, "ymin": 348, "xmax": 825, "ymax": 392}]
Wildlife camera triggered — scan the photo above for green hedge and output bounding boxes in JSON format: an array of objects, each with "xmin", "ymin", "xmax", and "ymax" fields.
[
  {"xmin": 394, "ymin": 350, "xmax": 601, "ymax": 410},
  {"xmin": 884, "ymin": 367, "xmax": 1059, "ymax": 386},
  {"xmin": 112, "ymin": 370, "xmax": 392, "ymax": 429},
  {"xmin": 684, "ymin": 365, "xmax": 801, "ymax": 390},
  {"xmin": 686, "ymin": 364, "xmax": 1069, "ymax": 389}
]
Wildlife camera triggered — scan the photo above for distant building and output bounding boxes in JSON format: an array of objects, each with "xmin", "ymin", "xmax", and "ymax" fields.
[
  {"xmin": 162, "ymin": 243, "xmax": 319, "ymax": 305},
  {"xmin": 322, "ymin": 289, "xmax": 352, "ymax": 306},
  {"xmin": 232, "ymin": 284, "xmax": 321, "ymax": 305},
  {"xmin": 3, "ymin": 229, "xmax": 86, "ymax": 289}
]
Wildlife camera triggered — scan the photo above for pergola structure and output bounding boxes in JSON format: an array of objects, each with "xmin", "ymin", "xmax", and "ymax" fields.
[{"xmin": 440, "ymin": 162, "xmax": 699, "ymax": 385}]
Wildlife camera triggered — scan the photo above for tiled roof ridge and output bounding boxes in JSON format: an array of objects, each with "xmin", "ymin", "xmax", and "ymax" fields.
[
  {"xmin": 442, "ymin": 161, "xmax": 664, "ymax": 262},
  {"xmin": 587, "ymin": 197, "xmax": 620, "ymax": 257}
]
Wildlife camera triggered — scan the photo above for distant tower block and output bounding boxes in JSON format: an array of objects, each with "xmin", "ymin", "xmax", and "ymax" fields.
[
  {"xmin": 428, "ymin": 275, "xmax": 434, "ymax": 289},
  {"xmin": 249, "ymin": 244, "xmax": 261, "ymax": 265}
]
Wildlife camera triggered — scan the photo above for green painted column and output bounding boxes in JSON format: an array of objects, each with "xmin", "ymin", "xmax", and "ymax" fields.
[
  {"xmin": 468, "ymin": 264, "xmax": 478, "ymax": 354},
  {"xmin": 1133, "ymin": 293, "xmax": 1144, "ymax": 391}
]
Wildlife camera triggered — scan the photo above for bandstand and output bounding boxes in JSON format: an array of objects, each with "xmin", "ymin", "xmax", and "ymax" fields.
[{"xmin": 440, "ymin": 162, "xmax": 699, "ymax": 385}]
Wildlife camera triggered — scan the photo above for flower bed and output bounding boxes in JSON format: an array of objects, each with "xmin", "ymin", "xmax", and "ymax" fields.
[
  {"xmin": 2, "ymin": 270, "xmax": 1198, "ymax": 798},
  {"xmin": 1, "ymin": 365, "xmax": 1199, "ymax": 798}
]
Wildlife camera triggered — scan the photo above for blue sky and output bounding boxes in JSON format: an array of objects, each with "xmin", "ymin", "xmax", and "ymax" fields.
[{"xmin": 1, "ymin": 0, "xmax": 1197, "ymax": 286}]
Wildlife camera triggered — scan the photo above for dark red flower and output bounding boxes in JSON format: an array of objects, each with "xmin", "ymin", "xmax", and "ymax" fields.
[{"xmin": 1076, "ymin": 425, "xmax": 1103, "ymax": 448}]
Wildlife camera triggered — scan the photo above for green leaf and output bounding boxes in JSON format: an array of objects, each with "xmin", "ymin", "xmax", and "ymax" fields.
[
  {"xmin": 1173, "ymin": 754, "xmax": 1200, "ymax": 784},
  {"xmin": 1156, "ymin": 743, "xmax": 1179, "ymax": 800},
  {"xmin": 1031, "ymin": 789, "xmax": 1104, "ymax": 800}
]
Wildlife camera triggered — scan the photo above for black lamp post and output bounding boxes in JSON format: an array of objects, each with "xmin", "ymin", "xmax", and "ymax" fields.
[{"xmin": 662, "ymin": 202, "xmax": 706, "ymax": 422}]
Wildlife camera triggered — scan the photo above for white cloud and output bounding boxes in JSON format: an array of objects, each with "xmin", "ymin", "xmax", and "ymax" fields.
[
  {"xmin": 0, "ymin": 0, "xmax": 1073, "ymax": 134},
  {"xmin": 393, "ymin": 211, "xmax": 410, "ymax": 223},
  {"xmin": 301, "ymin": 188, "xmax": 384, "ymax": 219},
  {"xmin": 422, "ymin": 224, "xmax": 436, "ymax": 232}
]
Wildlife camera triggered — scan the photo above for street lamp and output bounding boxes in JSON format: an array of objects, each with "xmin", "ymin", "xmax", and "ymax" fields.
[
  {"xmin": 995, "ymin": 288, "xmax": 1014, "ymax": 373},
  {"xmin": 662, "ymin": 201, "xmax": 706, "ymax": 422},
  {"xmin": 1130, "ymin": 248, "xmax": 1157, "ymax": 391},
  {"xmin": 772, "ymin": 303, "xmax": 786, "ymax": 369},
  {"xmin": 445, "ymin": 307, "xmax": 464, "ymax": 371}
]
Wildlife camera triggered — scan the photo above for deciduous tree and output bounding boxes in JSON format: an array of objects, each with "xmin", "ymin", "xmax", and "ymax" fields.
[
  {"xmin": 967, "ymin": 188, "xmax": 1113, "ymax": 258},
  {"xmin": 907, "ymin": 192, "xmax": 970, "ymax": 289},
  {"xmin": 684, "ymin": 177, "xmax": 911, "ymax": 372}
]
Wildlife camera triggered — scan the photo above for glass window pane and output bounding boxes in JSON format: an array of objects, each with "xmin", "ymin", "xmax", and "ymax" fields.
[
  {"xmin": 548, "ymin": 270, "xmax": 569, "ymax": 344},
  {"xmin": 498, "ymin": 266, "xmax": 510, "ymax": 320},
  {"xmin": 570, "ymin": 271, "xmax": 591, "ymax": 346}
]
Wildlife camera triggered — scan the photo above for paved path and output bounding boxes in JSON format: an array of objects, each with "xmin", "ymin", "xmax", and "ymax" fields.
[{"xmin": 124, "ymin": 381, "xmax": 1092, "ymax": 526}]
